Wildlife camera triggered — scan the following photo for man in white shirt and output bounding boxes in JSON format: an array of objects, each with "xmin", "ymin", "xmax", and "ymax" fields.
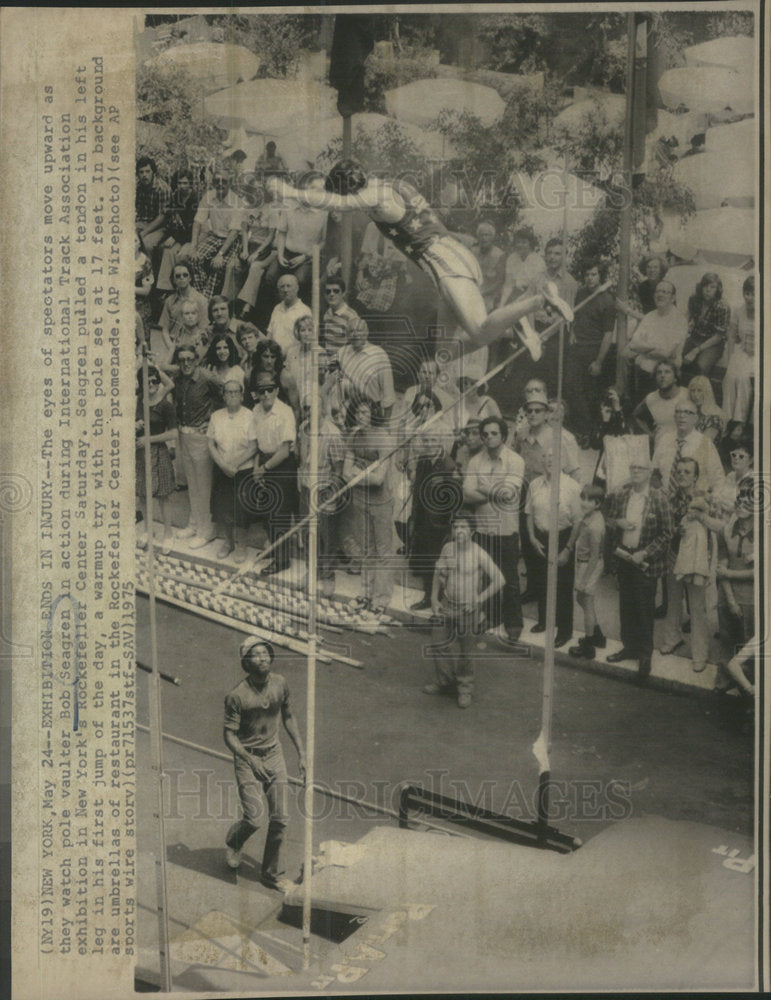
[
  {"xmin": 266, "ymin": 273, "xmax": 312, "ymax": 356},
  {"xmin": 652, "ymin": 400, "xmax": 725, "ymax": 495},
  {"xmin": 249, "ymin": 371, "xmax": 298, "ymax": 575},
  {"xmin": 463, "ymin": 416, "xmax": 525, "ymax": 642}
]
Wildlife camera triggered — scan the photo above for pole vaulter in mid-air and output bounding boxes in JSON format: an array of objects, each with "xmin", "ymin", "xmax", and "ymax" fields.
[{"xmin": 270, "ymin": 160, "xmax": 574, "ymax": 364}]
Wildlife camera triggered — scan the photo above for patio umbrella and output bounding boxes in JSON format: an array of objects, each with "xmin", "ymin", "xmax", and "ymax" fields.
[
  {"xmin": 704, "ymin": 117, "xmax": 756, "ymax": 156},
  {"xmin": 662, "ymin": 207, "xmax": 755, "ymax": 264},
  {"xmin": 384, "ymin": 78, "xmax": 505, "ymax": 128},
  {"xmin": 510, "ymin": 167, "xmax": 605, "ymax": 239},
  {"xmin": 204, "ymin": 78, "xmax": 338, "ymax": 133},
  {"xmin": 674, "ymin": 151, "xmax": 754, "ymax": 209},
  {"xmin": 151, "ymin": 43, "xmax": 260, "ymax": 95},
  {"xmin": 552, "ymin": 94, "xmax": 626, "ymax": 132},
  {"xmin": 658, "ymin": 66, "xmax": 753, "ymax": 116},
  {"xmin": 683, "ymin": 35, "xmax": 754, "ymax": 73}
]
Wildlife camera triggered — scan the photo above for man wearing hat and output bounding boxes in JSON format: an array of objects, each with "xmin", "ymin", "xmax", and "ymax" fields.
[
  {"xmin": 604, "ymin": 456, "xmax": 673, "ymax": 682},
  {"xmin": 515, "ymin": 386, "xmax": 578, "ymax": 603},
  {"xmin": 223, "ymin": 636, "xmax": 306, "ymax": 890}
]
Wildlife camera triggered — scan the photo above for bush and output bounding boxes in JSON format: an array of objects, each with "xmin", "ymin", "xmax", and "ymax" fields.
[
  {"xmin": 363, "ymin": 54, "xmax": 438, "ymax": 113},
  {"xmin": 136, "ymin": 62, "xmax": 226, "ymax": 180}
]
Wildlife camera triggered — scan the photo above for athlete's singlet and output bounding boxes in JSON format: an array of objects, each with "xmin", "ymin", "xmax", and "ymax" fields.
[{"xmin": 372, "ymin": 179, "xmax": 449, "ymax": 258}]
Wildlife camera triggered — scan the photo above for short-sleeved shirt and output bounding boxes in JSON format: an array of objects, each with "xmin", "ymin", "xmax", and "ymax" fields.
[
  {"xmin": 279, "ymin": 203, "xmax": 327, "ymax": 255},
  {"xmin": 516, "ymin": 425, "xmax": 580, "ymax": 481},
  {"xmin": 628, "ymin": 309, "xmax": 688, "ymax": 373},
  {"xmin": 464, "ymin": 446, "xmax": 524, "ymax": 536},
  {"xmin": 338, "ymin": 342, "xmax": 395, "ymax": 411},
  {"xmin": 243, "ymin": 202, "xmax": 283, "ymax": 246},
  {"xmin": 641, "ymin": 387, "xmax": 690, "ymax": 445},
  {"xmin": 526, "ymin": 473, "xmax": 583, "ymax": 533},
  {"xmin": 250, "ymin": 397, "xmax": 296, "ymax": 455},
  {"xmin": 194, "ymin": 189, "xmax": 241, "ymax": 238},
  {"xmin": 223, "ymin": 673, "xmax": 289, "ymax": 750},
  {"xmin": 572, "ymin": 286, "xmax": 616, "ymax": 346},
  {"xmin": 322, "ymin": 302, "xmax": 367, "ymax": 352},
  {"xmin": 207, "ymin": 406, "xmax": 258, "ymax": 472},
  {"xmin": 267, "ymin": 300, "xmax": 312, "ymax": 356},
  {"xmin": 173, "ymin": 367, "xmax": 221, "ymax": 429}
]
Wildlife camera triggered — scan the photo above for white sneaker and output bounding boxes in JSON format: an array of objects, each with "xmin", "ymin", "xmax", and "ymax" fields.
[
  {"xmin": 189, "ymin": 535, "xmax": 216, "ymax": 550},
  {"xmin": 177, "ymin": 526, "xmax": 197, "ymax": 540},
  {"xmin": 542, "ymin": 281, "xmax": 574, "ymax": 323},
  {"xmin": 486, "ymin": 623, "xmax": 508, "ymax": 639},
  {"xmin": 225, "ymin": 845, "xmax": 241, "ymax": 870},
  {"xmin": 517, "ymin": 316, "xmax": 542, "ymax": 362},
  {"xmin": 232, "ymin": 546, "xmax": 248, "ymax": 564}
]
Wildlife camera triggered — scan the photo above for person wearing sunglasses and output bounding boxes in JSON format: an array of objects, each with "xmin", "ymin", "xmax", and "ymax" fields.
[
  {"xmin": 189, "ymin": 167, "xmax": 241, "ymax": 298},
  {"xmin": 321, "ymin": 276, "xmax": 367, "ymax": 354}
]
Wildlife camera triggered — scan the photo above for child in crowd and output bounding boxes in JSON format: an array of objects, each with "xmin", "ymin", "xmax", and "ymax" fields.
[{"xmin": 569, "ymin": 483, "xmax": 607, "ymax": 659}]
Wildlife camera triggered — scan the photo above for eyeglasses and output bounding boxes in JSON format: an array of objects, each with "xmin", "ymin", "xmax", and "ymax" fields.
[
  {"xmin": 213, "ymin": 178, "xmax": 229, "ymax": 187},
  {"xmin": 525, "ymin": 407, "xmax": 546, "ymax": 414},
  {"xmin": 481, "ymin": 430, "xmax": 501, "ymax": 438},
  {"xmin": 257, "ymin": 385, "xmax": 277, "ymax": 394},
  {"xmin": 675, "ymin": 409, "xmax": 697, "ymax": 416}
]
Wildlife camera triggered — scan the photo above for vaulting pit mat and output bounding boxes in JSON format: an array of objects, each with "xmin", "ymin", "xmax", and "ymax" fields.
[{"xmin": 284, "ymin": 817, "xmax": 755, "ymax": 992}]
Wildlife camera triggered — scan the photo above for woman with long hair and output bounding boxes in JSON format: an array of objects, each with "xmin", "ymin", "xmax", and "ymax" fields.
[
  {"xmin": 682, "ymin": 272, "xmax": 730, "ymax": 381},
  {"xmin": 202, "ymin": 333, "xmax": 245, "ymax": 400},
  {"xmin": 687, "ymin": 374, "xmax": 726, "ymax": 445},
  {"xmin": 248, "ymin": 338, "xmax": 298, "ymax": 412}
]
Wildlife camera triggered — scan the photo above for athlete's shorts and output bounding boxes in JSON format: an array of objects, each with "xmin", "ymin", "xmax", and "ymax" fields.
[{"xmin": 418, "ymin": 235, "xmax": 483, "ymax": 289}]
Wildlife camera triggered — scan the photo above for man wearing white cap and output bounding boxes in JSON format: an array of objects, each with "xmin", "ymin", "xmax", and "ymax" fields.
[{"xmin": 223, "ymin": 636, "xmax": 306, "ymax": 890}]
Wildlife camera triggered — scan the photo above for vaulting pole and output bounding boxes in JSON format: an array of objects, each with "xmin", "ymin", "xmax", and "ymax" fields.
[
  {"xmin": 534, "ymin": 157, "xmax": 570, "ymax": 837},
  {"xmin": 139, "ymin": 344, "xmax": 172, "ymax": 991},
  {"xmin": 302, "ymin": 247, "xmax": 322, "ymax": 968},
  {"xmin": 341, "ymin": 115, "xmax": 353, "ymax": 287},
  {"xmin": 615, "ymin": 13, "xmax": 637, "ymax": 396}
]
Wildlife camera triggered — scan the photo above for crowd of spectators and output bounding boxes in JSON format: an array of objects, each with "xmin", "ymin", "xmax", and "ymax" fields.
[{"xmin": 135, "ymin": 153, "xmax": 757, "ymax": 709}]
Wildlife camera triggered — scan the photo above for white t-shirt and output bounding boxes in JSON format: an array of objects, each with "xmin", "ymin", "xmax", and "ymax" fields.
[
  {"xmin": 207, "ymin": 406, "xmax": 257, "ymax": 472},
  {"xmin": 249, "ymin": 397, "xmax": 296, "ymax": 456},
  {"xmin": 267, "ymin": 299, "xmax": 312, "ymax": 356}
]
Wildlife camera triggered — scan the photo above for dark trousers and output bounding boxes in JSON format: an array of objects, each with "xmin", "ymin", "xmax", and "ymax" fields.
[
  {"xmin": 615, "ymin": 559, "xmax": 658, "ymax": 657},
  {"xmin": 532, "ymin": 526, "xmax": 575, "ymax": 635},
  {"xmin": 563, "ymin": 343, "xmax": 615, "ymax": 436},
  {"xmin": 473, "ymin": 532, "xmax": 523, "ymax": 633}
]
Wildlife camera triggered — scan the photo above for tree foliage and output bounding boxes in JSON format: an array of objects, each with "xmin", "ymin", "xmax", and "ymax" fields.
[{"xmin": 136, "ymin": 62, "xmax": 225, "ymax": 179}]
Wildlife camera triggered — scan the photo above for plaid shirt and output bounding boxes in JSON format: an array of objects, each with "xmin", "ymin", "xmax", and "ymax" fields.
[
  {"xmin": 136, "ymin": 178, "xmax": 169, "ymax": 224},
  {"xmin": 604, "ymin": 483, "xmax": 673, "ymax": 578}
]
